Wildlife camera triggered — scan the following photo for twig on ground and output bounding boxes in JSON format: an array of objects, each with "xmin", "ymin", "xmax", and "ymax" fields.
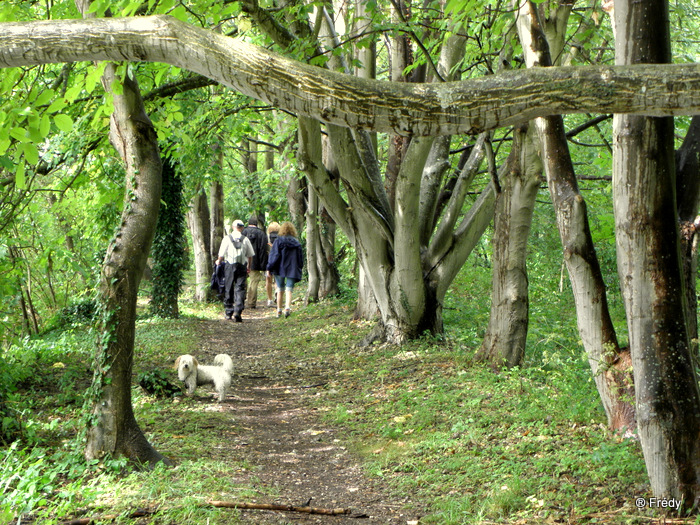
[
  {"xmin": 61, "ymin": 499, "xmax": 353, "ymax": 524},
  {"xmin": 208, "ymin": 499, "xmax": 352, "ymax": 515}
]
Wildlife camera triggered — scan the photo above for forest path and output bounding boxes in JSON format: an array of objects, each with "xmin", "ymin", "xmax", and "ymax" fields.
[{"xmin": 190, "ymin": 305, "xmax": 417, "ymax": 524}]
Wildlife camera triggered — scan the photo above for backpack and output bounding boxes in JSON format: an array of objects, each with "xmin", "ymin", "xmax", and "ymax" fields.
[{"xmin": 228, "ymin": 235, "xmax": 244, "ymax": 263}]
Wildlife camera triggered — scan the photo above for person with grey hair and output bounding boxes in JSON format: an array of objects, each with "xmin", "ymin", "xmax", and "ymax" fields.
[{"xmin": 215, "ymin": 219, "xmax": 255, "ymax": 322}]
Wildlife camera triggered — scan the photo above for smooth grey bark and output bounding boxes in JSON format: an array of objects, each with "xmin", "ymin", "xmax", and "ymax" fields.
[
  {"xmin": 612, "ymin": 0, "xmax": 700, "ymax": 507},
  {"xmin": 516, "ymin": 0, "xmax": 635, "ymax": 431},
  {"xmin": 209, "ymin": 180, "xmax": 224, "ymax": 262},
  {"xmin": 3, "ymin": 16, "xmax": 700, "ymax": 137},
  {"xmin": 299, "ymin": 122, "xmax": 339, "ymax": 303},
  {"xmin": 477, "ymin": 125, "xmax": 542, "ymax": 368},
  {"xmin": 187, "ymin": 187, "xmax": 214, "ymax": 302}
]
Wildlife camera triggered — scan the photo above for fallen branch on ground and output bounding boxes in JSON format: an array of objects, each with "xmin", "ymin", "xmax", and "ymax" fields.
[
  {"xmin": 208, "ymin": 499, "xmax": 352, "ymax": 515},
  {"xmin": 61, "ymin": 499, "xmax": 352, "ymax": 524}
]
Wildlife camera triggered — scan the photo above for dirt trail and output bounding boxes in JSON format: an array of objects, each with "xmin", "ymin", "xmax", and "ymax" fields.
[{"xmin": 191, "ymin": 306, "xmax": 417, "ymax": 524}]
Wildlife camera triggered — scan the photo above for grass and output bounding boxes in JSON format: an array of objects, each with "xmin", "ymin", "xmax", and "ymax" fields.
[
  {"xmin": 0, "ymin": 279, "xmax": 695, "ymax": 524},
  {"xmin": 266, "ymin": 287, "xmax": 669, "ymax": 524}
]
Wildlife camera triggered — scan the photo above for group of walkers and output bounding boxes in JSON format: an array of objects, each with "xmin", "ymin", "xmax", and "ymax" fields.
[{"xmin": 214, "ymin": 216, "xmax": 303, "ymax": 322}]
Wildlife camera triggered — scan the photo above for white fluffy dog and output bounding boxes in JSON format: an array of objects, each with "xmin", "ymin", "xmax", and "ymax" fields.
[{"xmin": 174, "ymin": 353, "xmax": 234, "ymax": 402}]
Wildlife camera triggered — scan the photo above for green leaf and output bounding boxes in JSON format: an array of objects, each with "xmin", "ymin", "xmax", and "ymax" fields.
[
  {"xmin": 47, "ymin": 98, "xmax": 67, "ymax": 114},
  {"xmin": 23, "ymin": 143, "xmax": 39, "ymax": 165},
  {"xmin": 53, "ymin": 114, "xmax": 74, "ymax": 133},
  {"xmin": 39, "ymin": 114, "xmax": 51, "ymax": 138},
  {"xmin": 34, "ymin": 88, "xmax": 54, "ymax": 107},
  {"xmin": 15, "ymin": 162, "xmax": 26, "ymax": 189},
  {"xmin": 64, "ymin": 84, "xmax": 83, "ymax": 103},
  {"xmin": 9, "ymin": 128, "xmax": 28, "ymax": 142},
  {"xmin": 168, "ymin": 5, "xmax": 188, "ymax": 21}
]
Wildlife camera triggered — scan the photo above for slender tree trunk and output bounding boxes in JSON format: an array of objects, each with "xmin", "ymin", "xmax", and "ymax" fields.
[
  {"xmin": 298, "ymin": 118, "xmax": 340, "ymax": 304},
  {"xmin": 298, "ymin": 119, "xmax": 324, "ymax": 303},
  {"xmin": 75, "ymin": 0, "xmax": 168, "ymax": 467},
  {"xmin": 187, "ymin": 188, "xmax": 214, "ymax": 302},
  {"xmin": 151, "ymin": 156, "xmax": 186, "ymax": 318},
  {"xmin": 477, "ymin": 126, "xmax": 541, "ymax": 367},
  {"xmin": 210, "ymin": 180, "xmax": 224, "ymax": 259},
  {"xmin": 612, "ymin": 0, "xmax": 700, "ymax": 506},
  {"xmin": 305, "ymin": 187, "xmax": 321, "ymax": 303},
  {"xmin": 287, "ymin": 174, "xmax": 306, "ymax": 235},
  {"xmin": 316, "ymin": 208, "xmax": 339, "ymax": 297}
]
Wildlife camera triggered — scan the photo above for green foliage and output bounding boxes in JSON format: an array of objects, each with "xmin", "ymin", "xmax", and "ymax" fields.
[
  {"xmin": 43, "ymin": 298, "xmax": 98, "ymax": 333},
  {"xmin": 137, "ymin": 369, "xmax": 181, "ymax": 398}
]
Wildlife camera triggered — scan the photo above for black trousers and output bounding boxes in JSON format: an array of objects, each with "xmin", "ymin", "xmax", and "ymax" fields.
[{"xmin": 223, "ymin": 262, "xmax": 247, "ymax": 317}]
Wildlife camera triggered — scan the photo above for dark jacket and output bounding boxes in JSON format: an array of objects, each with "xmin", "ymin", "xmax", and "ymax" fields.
[
  {"xmin": 242, "ymin": 225, "xmax": 268, "ymax": 271},
  {"xmin": 266, "ymin": 235, "xmax": 303, "ymax": 280},
  {"xmin": 210, "ymin": 261, "xmax": 226, "ymax": 296}
]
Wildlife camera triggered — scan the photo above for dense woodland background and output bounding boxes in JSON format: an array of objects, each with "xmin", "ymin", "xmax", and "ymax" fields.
[{"xmin": 2, "ymin": 0, "xmax": 700, "ymax": 522}]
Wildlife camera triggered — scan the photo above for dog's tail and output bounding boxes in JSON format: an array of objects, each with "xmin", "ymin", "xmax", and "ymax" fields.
[{"xmin": 213, "ymin": 354, "xmax": 234, "ymax": 375}]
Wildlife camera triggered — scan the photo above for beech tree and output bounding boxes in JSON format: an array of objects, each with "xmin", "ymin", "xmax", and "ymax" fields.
[
  {"xmin": 508, "ymin": 1, "xmax": 635, "ymax": 431},
  {"xmin": 610, "ymin": 0, "xmax": 700, "ymax": 508}
]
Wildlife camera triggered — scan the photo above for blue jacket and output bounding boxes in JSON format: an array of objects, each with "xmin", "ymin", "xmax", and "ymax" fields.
[{"xmin": 267, "ymin": 235, "xmax": 303, "ymax": 280}]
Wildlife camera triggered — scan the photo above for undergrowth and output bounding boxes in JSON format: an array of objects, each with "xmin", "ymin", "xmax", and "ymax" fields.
[{"xmin": 0, "ymin": 280, "xmax": 695, "ymax": 524}]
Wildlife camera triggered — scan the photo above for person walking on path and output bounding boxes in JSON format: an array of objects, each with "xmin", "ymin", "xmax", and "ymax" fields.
[
  {"xmin": 266, "ymin": 221, "xmax": 303, "ymax": 318},
  {"xmin": 242, "ymin": 215, "xmax": 268, "ymax": 309},
  {"xmin": 265, "ymin": 221, "xmax": 280, "ymax": 307},
  {"xmin": 215, "ymin": 219, "xmax": 255, "ymax": 322}
]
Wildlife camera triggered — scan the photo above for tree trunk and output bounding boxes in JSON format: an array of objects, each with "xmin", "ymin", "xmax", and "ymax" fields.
[
  {"xmin": 474, "ymin": 10, "xmax": 538, "ymax": 368},
  {"xmin": 187, "ymin": 188, "xmax": 214, "ymax": 302},
  {"xmin": 518, "ymin": 0, "xmax": 635, "ymax": 431},
  {"xmin": 150, "ymin": 156, "xmax": 186, "ymax": 318},
  {"xmin": 83, "ymin": 62, "xmax": 169, "ymax": 467},
  {"xmin": 210, "ymin": 180, "xmax": 224, "ymax": 260},
  {"xmin": 612, "ymin": 0, "xmax": 700, "ymax": 507},
  {"xmin": 477, "ymin": 126, "xmax": 541, "ymax": 367},
  {"xmin": 287, "ymin": 172, "xmax": 306, "ymax": 236},
  {"xmin": 298, "ymin": 117, "xmax": 340, "ymax": 304},
  {"xmin": 305, "ymin": 185, "xmax": 322, "ymax": 304},
  {"xmin": 298, "ymin": 119, "xmax": 324, "ymax": 303}
]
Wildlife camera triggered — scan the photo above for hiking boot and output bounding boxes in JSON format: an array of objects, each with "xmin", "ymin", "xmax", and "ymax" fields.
[
  {"xmin": 277, "ymin": 310, "xmax": 282, "ymax": 318},
  {"xmin": 284, "ymin": 309, "xmax": 291, "ymax": 318},
  {"xmin": 234, "ymin": 314, "xmax": 243, "ymax": 323}
]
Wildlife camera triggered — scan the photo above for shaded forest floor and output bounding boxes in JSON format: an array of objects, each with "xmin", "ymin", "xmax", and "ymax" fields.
[{"xmin": 183, "ymin": 305, "xmax": 416, "ymax": 523}]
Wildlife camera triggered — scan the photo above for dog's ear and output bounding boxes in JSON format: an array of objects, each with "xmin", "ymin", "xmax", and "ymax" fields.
[
  {"xmin": 174, "ymin": 356, "xmax": 181, "ymax": 370},
  {"xmin": 192, "ymin": 357, "xmax": 199, "ymax": 366}
]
